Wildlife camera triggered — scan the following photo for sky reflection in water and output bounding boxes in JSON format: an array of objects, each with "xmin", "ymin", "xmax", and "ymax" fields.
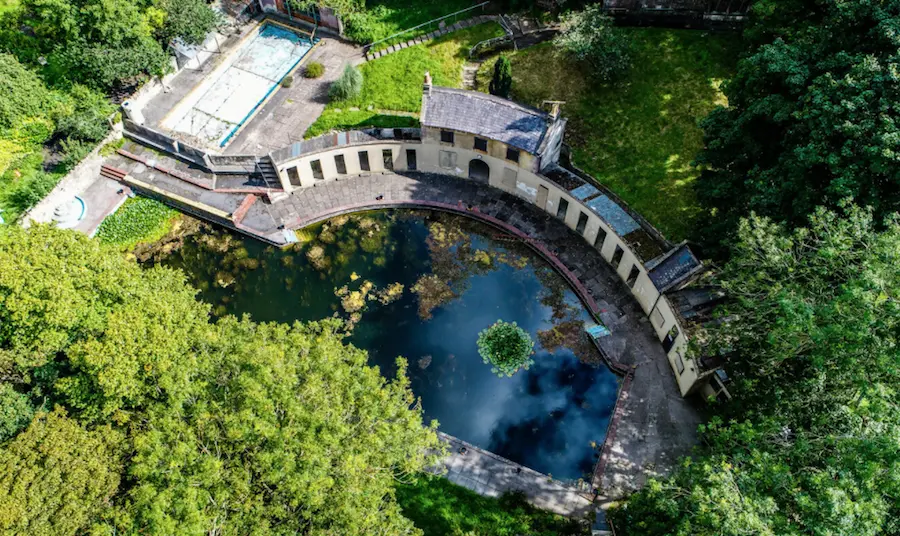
[{"xmin": 159, "ymin": 211, "xmax": 619, "ymax": 481}]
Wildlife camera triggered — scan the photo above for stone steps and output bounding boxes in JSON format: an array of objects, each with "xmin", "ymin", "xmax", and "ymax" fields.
[
  {"xmin": 461, "ymin": 61, "xmax": 482, "ymax": 90},
  {"xmin": 364, "ymin": 15, "xmax": 497, "ymax": 62}
]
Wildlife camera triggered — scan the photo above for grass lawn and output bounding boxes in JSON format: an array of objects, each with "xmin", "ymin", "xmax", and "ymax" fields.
[
  {"xmin": 344, "ymin": 0, "xmax": 485, "ymax": 47},
  {"xmin": 397, "ymin": 475, "xmax": 589, "ymax": 536},
  {"xmin": 307, "ymin": 22, "xmax": 504, "ymax": 138},
  {"xmin": 476, "ymin": 29, "xmax": 740, "ymax": 241}
]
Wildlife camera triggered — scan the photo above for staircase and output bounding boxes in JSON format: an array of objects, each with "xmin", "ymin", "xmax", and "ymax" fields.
[
  {"xmin": 462, "ymin": 60, "xmax": 483, "ymax": 90},
  {"xmin": 256, "ymin": 157, "xmax": 281, "ymax": 189}
]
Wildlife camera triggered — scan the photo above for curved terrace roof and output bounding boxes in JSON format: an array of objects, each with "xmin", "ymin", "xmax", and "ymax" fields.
[{"xmin": 421, "ymin": 86, "xmax": 550, "ymax": 154}]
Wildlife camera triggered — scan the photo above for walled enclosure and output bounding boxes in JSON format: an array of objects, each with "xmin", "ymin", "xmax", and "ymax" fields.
[{"xmin": 271, "ymin": 134, "xmax": 709, "ymax": 397}]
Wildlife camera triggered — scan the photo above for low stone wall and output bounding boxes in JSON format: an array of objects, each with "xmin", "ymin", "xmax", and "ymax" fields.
[
  {"xmin": 273, "ymin": 136, "xmax": 708, "ymax": 395},
  {"xmin": 22, "ymin": 125, "xmax": 124, "ymax": 228}
]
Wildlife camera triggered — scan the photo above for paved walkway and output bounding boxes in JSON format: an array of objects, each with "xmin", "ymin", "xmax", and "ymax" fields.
[
  {"xmin": 364, "ymin": 15, "xmax": 498, "ymax": 61},
  {"xmin": 139, "ymin": 26, "xmax": 363, "ymax": 155},
  {"xmin": 435, "ymin": 432, "xmax": 594, "ymax": 518},
  {"xmin": 100, "ymin": 158, "xmax": 703, "ymax": 499}
]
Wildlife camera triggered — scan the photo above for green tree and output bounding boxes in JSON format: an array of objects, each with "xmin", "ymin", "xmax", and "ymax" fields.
[
  {"xmin": 0, "ymin": 384, "xmax": 34, "ymax": 441},
  {"xmin": 695, "ymin": 0, "xmax": 900, "ymax": 253},
  {"xmin": 0, "ymin": 225, "xmax": 210, "ymax": 420},
  {"xmin": 477, "ymin": 320, "xmax": 534, "ymax": 377},
  {"xmin": 153, "ymin": 0, "xmax": 218, "ymax": 46},
  {"xmin": 0, "ymin": 225, "xmax": 443, "ymax": 534},
  {"xmin": 122, "ymin": 318, "xmax": 440, "ymax": 535},
  {"xmin": 554, "ymin": 5, "xmax": 629, "ymax": 82},
  {"xmin": 330, "ymin": 64, "xmax": 363, "ymax": 101},
  {"xmin": 0, "ymin": 408, "xmax": 123, "ymax": 535},
  {"xmin": 488, "ymin": 56, "xmax": 512, "ymax": 99},
  {"xmin": 609, "ymin": 204, "xmax": 900, "ymax": 535},
  {"xmin": 17, "ymin": 0, "xmax": 169, "ymax": 88}
]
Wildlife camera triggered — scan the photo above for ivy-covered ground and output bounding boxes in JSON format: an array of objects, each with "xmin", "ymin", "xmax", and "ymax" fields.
[
  {"xmin": 306, "ymin": 22, "xmax": 504, "ymax": 138},
  {"xmin": 95, "ymin": 196, "xmax": 178, "ymax": 250},
  {"xmin": 477, "ymin": 29, "xmax": 740, "ymax": 241}
]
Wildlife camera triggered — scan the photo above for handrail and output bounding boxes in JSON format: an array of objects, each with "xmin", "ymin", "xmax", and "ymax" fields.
[{"xmin": 364, "ymin": 1, "xmax": 490, "ymax": 52}]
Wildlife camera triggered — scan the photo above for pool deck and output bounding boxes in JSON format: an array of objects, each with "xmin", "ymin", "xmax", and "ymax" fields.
[
  {"xmin": 140, "ymin": 23, "xmax": 363, "ymax": 155},
  {"xmin": 99, "ymin": 146, "xmax": 704, "ymax": 507}
]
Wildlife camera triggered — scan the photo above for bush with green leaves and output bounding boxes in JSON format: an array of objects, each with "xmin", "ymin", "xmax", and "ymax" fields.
[
  {"xmin": 555, "ymin": 5, "xmax": 630, "ymax": 82},
  {"xmin": 3, "ymin": 171, "xmax": 59, "ymax": 215},
  {"xmin": 477, "ymin": 320, "xmax": 534, "ymax": 377},
  {"xmin": 305, "ymin": 61, "xmax": 325, "ymax": 78},
  {"xmin": 489, "ymin": 56, "xmax": 512, "ymax": 99},
  {"xmin": 0, "ymin": 384, "xmax": 34, "ymax": 442},
  {"xmin": 153, "ymin": 0, "xmax": 219, "ymax": 46},
  {"xmin": 329, "ymin": 64, "xmax": 363, "ymax": 101},
  {"xmin": 55, "ymin": 85, "xmax": 113, "ymax": 143}
]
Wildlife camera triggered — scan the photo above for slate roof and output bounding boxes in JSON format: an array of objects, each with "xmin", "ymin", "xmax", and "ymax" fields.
[{"xmin": 421, "ymin": 87, "xmax": 550, "ymax": 154}]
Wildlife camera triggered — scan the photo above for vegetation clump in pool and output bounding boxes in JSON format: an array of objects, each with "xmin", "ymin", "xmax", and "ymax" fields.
[{"xmin": 148, "ymin": 210, "xmax": 620, "ymax": 481}]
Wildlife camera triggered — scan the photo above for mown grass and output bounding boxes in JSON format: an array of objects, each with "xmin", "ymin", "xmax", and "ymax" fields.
[
  {"xmin": 307, "ymin": 22, "xmax": 504, "ymax": 138},
  {"xmin": 344, "ymin": 0, "xmax": 481, "ymax": 47},
  {"xmin": 95, "ymin": 196, "xmax": 179, "ymax": 250},
  {"xmin": 476, "ymin": 30, "xmax": 740, "ymax": 241},
  {"xmin": 397, "ymin": 475, "xmax": 589, "ymax": 536},
  {"xmin": 305, "ymin": 111, "xmax": 417, "ymax": 139}
]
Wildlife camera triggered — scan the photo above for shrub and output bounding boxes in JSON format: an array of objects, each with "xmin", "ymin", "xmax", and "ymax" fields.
[
  {"xmin": 4, "ymin": 171, "xmax": 59, "ymax": 214},
  {"xmin": 57, "ymin": 137, "xmax": 95, "ymax": 172},
  {"xmin": 55, "ymin": 85, "xmax": 113, "ymax": 143},
  {"xmin": 281, "ymin": 75, "xmax": 294, "ymax": 88},
  {"xmin": 489, "ymin": 56, "xmax": 512, "ymax": 98},
  {"xmin": 555, "ymin": 5, "xmax": 630, "ymax": 82},
  {"xmin": 305, "ymin": 61, "xmax": 325, "ymax": 78},
  {"xmin": 476, "ymin": 320, "xmax": 534, "ymax": 377},
  {"xmin": 329, "ymin": 64, "xmax": 363, "ymax": 101}
]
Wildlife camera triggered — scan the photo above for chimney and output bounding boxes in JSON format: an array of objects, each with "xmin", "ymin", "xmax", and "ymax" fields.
[{"xmin": 423, "ymin": 71, "xmax": 432, "ymax": 96}]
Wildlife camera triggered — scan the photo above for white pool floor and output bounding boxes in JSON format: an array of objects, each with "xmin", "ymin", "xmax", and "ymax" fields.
[{"xmin": 164, "ymin": 24, "xmax": 312, "ymax": 148}]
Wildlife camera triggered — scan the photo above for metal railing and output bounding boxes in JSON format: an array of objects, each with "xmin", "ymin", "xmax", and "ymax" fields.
[{"xmin": 364, "ymin": 1, "xmax": 490, "ymax": 53}]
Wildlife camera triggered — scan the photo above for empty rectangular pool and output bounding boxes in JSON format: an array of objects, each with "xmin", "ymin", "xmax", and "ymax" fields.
[{"xmin": 163, "ymin": 23, "xmax": 315, "ymax": 148}]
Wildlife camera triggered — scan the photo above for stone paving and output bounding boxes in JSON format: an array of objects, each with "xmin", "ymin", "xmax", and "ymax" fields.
[
  {"xmin": 99, "ymin": 159, "xmax": 703, "ymax": 502},
  {"xmin": 224, "ymin": 37, "xmax": 362, "ymax": 155},
  {"xmin": 435, "ymin": 432, "xmax": 594, "ymax": 519},
  {"xmin": 139, "ymin": 23, "xmax": 362, "ymax": 155}
]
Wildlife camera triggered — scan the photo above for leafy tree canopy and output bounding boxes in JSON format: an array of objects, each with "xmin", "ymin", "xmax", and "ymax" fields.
[
  {"xmin": 554, "ymin": 5, "xmax": 630, "ymax": 82},
  {"xmin": 0, "ymin": 408, "xmax": 123, "ymax": 535},
  {"xmin": 153, "ymin": 0, "xmax": 218, "ymax": 46},
  {"xmin": 0, "ymin": 225, "xmax": 441, "ymax": 535},
  {"xmin": 609, "ymin": 204, "xmax": 900, "ymax": 535},
  {"xmin": 696, "ymin": 0, "xmax": 900, "ymax": 252}
]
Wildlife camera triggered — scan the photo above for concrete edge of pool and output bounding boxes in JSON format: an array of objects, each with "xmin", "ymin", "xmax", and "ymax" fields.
[{"xmin": 159, "ymin": 19, "xmax": 319, "ymax": 150}]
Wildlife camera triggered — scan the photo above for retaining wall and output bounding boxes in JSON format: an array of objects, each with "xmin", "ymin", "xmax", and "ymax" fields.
[{"xmin": 273, "ymin": 136, "xmax": 707, "ymax": 395}]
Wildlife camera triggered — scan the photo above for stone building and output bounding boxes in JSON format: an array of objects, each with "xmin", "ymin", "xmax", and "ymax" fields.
[{"xmin": 268, "ymin": 77, "xmax": 721, "ymax": 399}]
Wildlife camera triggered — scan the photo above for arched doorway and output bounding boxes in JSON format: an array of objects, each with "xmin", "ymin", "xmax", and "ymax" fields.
[{"xmin": 468, "ymin": 159, "xmax": 490, "ymax": 183}]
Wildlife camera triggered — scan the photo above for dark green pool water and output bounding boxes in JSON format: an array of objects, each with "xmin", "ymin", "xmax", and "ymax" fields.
[{"xmin": 156, "ymin": 210, "xmax": 619, "ymax": 481}]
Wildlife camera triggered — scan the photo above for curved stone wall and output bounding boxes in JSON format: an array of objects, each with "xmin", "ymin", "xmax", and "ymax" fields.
[{"xmin": 272, "ymin": 135, "xmax": 708, "ymax": 396}]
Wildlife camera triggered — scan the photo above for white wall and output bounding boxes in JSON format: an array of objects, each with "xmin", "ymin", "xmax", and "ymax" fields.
[{"xmin": 275, "ymin": 138, "xmax": 703, "ymax": 395}]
